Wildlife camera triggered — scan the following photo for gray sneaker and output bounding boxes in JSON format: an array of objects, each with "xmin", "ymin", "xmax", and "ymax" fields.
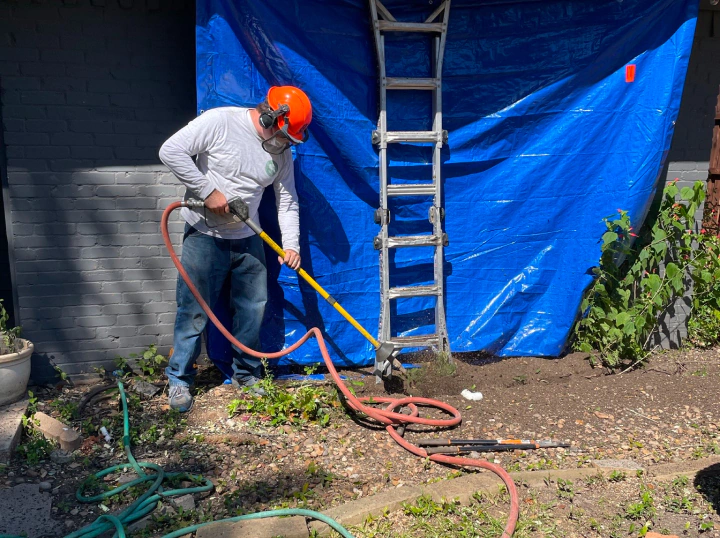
[
  {"xmin": 168, "ymin": 384, "xmax": 193, "ymax": 412},
  {"xmin": 231, "ymin": 376, "xmax": 267, "ymax": 397}
]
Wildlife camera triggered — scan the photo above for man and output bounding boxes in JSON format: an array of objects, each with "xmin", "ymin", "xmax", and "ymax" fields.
[{"xmin": 158, "ymin": 86, "xmax": 312, "ymax": 412}]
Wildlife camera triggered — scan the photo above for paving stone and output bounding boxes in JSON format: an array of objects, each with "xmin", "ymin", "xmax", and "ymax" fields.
[
  {"xmin": 195, "ymin": 516, "xmax": 308, "ymax": 538},
  {"xmin": 0, "ymin": 483, "xmax": 62, "ymax": 538},
  {"xmin": 0, "ymin": 397, "xmax": 28, "ymax": 464},
  {"xmin": 33, "ymin": 412, "xmax": 82, "ymax": 452}
]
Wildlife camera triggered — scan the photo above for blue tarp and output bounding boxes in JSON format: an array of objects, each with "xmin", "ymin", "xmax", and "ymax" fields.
[{"xmin": 196, "ymin": 0, "xmax": 698, "ymax": 368}]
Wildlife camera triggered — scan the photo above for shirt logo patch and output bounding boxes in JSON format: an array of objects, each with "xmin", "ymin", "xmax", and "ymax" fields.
[{"xmin": 265, "ymin": 160, "xmax": 279, "ymax": 176}]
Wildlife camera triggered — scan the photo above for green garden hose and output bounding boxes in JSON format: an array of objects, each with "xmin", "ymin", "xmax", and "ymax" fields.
[{"xmin": 59, "ymin": 382, "xmax": 354, "ymax": 538}]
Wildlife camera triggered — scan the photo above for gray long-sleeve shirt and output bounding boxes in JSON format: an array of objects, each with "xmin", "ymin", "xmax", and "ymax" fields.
[{"xmin": 159, "ymin": 107, "xmax": 300, "ymax": 252}]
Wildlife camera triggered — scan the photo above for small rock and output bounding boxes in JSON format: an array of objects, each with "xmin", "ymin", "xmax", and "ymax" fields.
[
  {"xmin": 39, "ymin": 481, "xmax": 52, "ymax": 491},
  {"xmin": 132, "ymin": 380, "xmax": 161, "ymax": 399},
  {"xmin": 158, "ymin": 503, "xmax": 177, "ymax": 517},
  {"xmin": 127, "ymin": 515, "xmax": 153, "ymax": 533},
  {"xmin": 70, "ymin": 509, "xmax": 79, "ymax": 516},
  {"xmin": 117, "ymin": 473, "xmax": 139, "ymax": 485},
  {"xmin": 65, "ymin": 520, "xmax": 74, "ymax": 528},
  {"xmin": 50, "ymin": 450, "xmax": 74, "ymax": 464},
  {"xmin": 171, "ymin": 494, "xmax": 195, "ymax": 512}
]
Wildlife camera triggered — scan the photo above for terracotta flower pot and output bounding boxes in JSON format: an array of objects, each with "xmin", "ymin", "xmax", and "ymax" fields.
[{"xmin": 0, "ymin": 338, "xmax": 33, "ymax": 406}]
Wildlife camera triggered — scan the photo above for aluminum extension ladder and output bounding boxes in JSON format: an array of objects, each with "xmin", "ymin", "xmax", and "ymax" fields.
[{"xmin": 368, "ymin": 0, "xmax": 452, "ymax": 378}]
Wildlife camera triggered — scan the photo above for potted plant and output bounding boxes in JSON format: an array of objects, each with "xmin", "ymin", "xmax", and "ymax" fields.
[{"xmin": 0, "ymin": 299, "xmax": 33, "ymax": 406}]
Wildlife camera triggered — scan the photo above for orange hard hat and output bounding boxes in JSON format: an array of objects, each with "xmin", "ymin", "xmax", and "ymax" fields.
[{"xmin": 267, "ymin": 86, "xmax": 312, "ymax": 143}]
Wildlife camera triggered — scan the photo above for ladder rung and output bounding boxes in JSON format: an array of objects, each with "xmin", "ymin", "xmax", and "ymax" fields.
[
  {"xmin": 387, "ymin": 131, "xmax": 441, "ymax": 143},
  {"xmin": 387, "ymin": 235, "xmax": 441, "ymax": 248},
  {"xmin": 387, "ymin": 183, "xmax": 435, "ymax": 197},
  {"xmin": 378, "ymin": 21, "xmax": 444, "ymax": 33},
  {"xmin": 385, "ymin": 77, "xmax": 438, "ymax": 90},
  {"xmin": 388, "ymin": 285, "xmax": 440, "ymax": 299},
  {"xmin": 390, "ymin": 334, "xmax": 440, "ymax": 348}
]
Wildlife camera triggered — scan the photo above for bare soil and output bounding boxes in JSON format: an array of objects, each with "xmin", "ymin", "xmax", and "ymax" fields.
[{"xmin": 2, "ymin": 346, "xmax": 719, "ymax": 537}]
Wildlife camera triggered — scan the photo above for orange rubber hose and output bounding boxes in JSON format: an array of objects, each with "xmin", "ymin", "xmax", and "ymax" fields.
[{"xmin": 161, "ymin": 202, "xmax": 519, "ymax": 537}]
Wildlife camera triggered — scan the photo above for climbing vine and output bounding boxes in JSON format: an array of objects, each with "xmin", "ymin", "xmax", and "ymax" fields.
[{"xmin": 573, "ymin": 180, "xmax": 720, "ymax": 368}]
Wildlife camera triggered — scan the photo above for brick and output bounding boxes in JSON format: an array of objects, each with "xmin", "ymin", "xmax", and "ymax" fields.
[
  {"xmin": 25, "ymin": 146, "xmax": 71, "ymax": 159},
  {"xmin": 4, "ymin": 132, "xmax": 51, "ymax": 146},
  {"xmin": 49, "ymin": 159, "xmax": 95, "ymax": 172},
  {"xmin": 40, "ymin": 49, "xmax": 84, "ymax": 63},
  {"xmin": 1, "ymin": 77, "xmax": 42, "ymax": 91},
  {"xmin": 110, "ymin": 93, "xmax": 148, "ymax": 108},
  {"xmin": 102, "ymin": 304, "xmax": 144, "ymax": 315},
  {"xmin": 66, "ymin": 92, "xmax": 110, "ymax": 107},
  {"xmin": 65, "ymin": 64, "xmax": 110, "ymax": 79},
  {"xmin": 0, "ymin": 47, "xmax": 40, "ymax": 62},
  {"xmin": 120, "ymin": 246, "xmax": 160, "ymax": 258},
  {"xmin": 96, "ymin": 326, "xmax": 138, "ymax": 339},
  {"xmin": 3, "ymin": 105, "xmax": 47, "ymax": 120},
  {"xmin": 116, "ymin": 198, "xmax": 157, "ymax": 209},
  {"xmin": 122, "ymin": 292, "xmax": 163, "ymax": 303},
  {"xmin": 20, "ymin": 91, "xmax": 65, "ymax": 105},
  {"xmin": 0, "ymin": 61, "xmax": 20, "ymax": 75},
  {"xmin": 115, "ymin": 147, "xmax": 158, "ymax": 160},
  {"xmin": 76, "ymin": 315, "xmax": 117, "ymax": 327},
  {"xmin": 25, "ymin": 119, "xmax": 67, "ymax": 133},
  {"xmin": 69, "ymin": 120, "xmax": 113, "ymax": 133},
  {"xmin": 96, "ymin": 185, "xmax": 136, "ymax": 197},
  {"xmin": 88, "ymin": 79, "xmax": 131, "ymax": 93},
  {"xmin": 52, "ymin": 133, "xmax": 94, "ymax": 146},
  {"xmin": 98, "ymin": 258, "xmax": 141, "ymax": 270},
  {"xmin": 71, "ymin": 146, "xmax": 115, "ymax": 159},
  {"xmin": 61, "ymin": 34, "xmax": 106, "ymax": 51},
  {"xmin": 33, "ymin": 412, "xmax": 82, "ymax": 452},
  {"xmin": 95, "ymin": 133, "xmax": 135, "ymax": 147},
  {"xmin": 20, "ymin": 62, "xmax": 67, "ymax": 77},
  {"xmin": 62, "ymin": 305, "xmax": 103, "ymax": 317}
]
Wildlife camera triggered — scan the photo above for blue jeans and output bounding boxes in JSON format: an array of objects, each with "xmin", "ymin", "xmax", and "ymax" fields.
[{"xmin": 166, "ymin": 225, "xmax": 267, "ymax": 387}]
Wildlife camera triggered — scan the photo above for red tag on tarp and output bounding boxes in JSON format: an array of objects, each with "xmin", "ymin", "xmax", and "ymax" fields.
[{"xmin": 626, "ymin": 64, "xmax": 636, "ymax": 83}]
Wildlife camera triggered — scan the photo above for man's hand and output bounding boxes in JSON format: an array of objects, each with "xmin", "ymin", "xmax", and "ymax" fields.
[
  {"xmin": 279, "ymin": 249, "xmax": 301, "ymax": 270},
  {"xmin": 204, "ymin": 189, "xmax": 229, "ymax": 215}
]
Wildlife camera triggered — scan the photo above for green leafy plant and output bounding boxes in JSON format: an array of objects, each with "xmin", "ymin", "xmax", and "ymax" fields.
[
  {"xmin": 625, "ymin": 486, "xmax": 656, "ymax": 520},
  {"xmin": 574, "ymin": 180, "xmax": 720, "ymax": 367},
  {"xmin": 50, "ymin": 399, "xmax": 79, "ymax": 422},
  {"xmin": 0, "ymin": 298, "xmax": 22, "ymax": 354},
  {"xmin": 114, "ymin": 344, "xmax": 168, "ymax": 380},
  {"xmin": 227, "ymin": 360, "xmax": 338, "ymax": 427},
  {"xmin": 137, "ymin": 344, "xmax": 168, "ymax": 378}
]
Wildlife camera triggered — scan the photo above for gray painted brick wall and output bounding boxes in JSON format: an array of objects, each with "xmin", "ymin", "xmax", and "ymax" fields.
[
  {"xmin": 1, "ymin": 1, "xmax": 718, "ymax": 381},
  {"xmin": 0, "ymin": 0, "xmax": 195, "ymax": 381},
  {"xmin": 652, "ymin": 7, "xmax": 720, "ymax": 349}
]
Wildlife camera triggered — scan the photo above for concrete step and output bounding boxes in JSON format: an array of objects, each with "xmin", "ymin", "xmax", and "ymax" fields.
[{"xmin": 0, "ymin": 397, "xmax": 28, "ymax": 464}]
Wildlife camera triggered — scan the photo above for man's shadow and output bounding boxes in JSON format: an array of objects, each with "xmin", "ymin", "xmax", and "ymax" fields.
[{"xmin": 694, "ymin": 462, "xmax": 720, "ymax": 516}]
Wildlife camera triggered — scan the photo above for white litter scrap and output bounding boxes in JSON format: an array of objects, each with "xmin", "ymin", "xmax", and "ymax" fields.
[{"xmin": 461, "ymin": 389, "xmax": 483, "ymax": 401}]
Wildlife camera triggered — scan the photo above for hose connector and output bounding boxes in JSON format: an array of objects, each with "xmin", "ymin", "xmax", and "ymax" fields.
[{"xmin": 183, "ymin": 198, "xmax": 205, "ymax": 209}]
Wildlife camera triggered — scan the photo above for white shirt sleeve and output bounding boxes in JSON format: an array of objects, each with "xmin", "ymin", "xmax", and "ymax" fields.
[
  {"xmin": 274, "ymin": 155, "xmax": 301, "ymax": 254},
  {"xmin": 158, "ymin": 109, "xmax": 227, "ymax": 201}
]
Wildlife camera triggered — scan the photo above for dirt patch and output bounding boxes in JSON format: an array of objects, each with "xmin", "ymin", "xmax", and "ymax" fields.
[{"xmin": 3, "ymin": 347, "xmax": 719, "ymax": 537}]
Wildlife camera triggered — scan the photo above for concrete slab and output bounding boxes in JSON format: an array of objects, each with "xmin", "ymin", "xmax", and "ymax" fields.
[
  {"xmin": 310, "ymin": 465, "xmax": 652, "ymax": 536},
  {"xmin": 0, "ymin": 483, "xmax": 62, "ymax": 538},
  {"xmin": 196, "ymin": 516, "xmax": 308, "ymax": 538},
  {"xmin": 0, "ymin": 397, "xmax": 28, "ymax": 464}
]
